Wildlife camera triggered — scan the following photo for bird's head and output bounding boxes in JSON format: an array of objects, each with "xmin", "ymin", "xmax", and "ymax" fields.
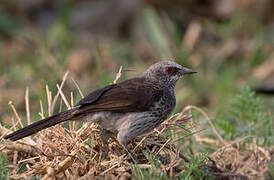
[{"xmin": 142, "ymin": 61, "xmax": 196, "ymax": 87}]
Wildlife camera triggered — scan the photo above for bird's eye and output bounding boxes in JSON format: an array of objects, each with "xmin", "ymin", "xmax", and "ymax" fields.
[{"xmin": 165, "ymin": 67, "xmax": 173, "ymax": 74}]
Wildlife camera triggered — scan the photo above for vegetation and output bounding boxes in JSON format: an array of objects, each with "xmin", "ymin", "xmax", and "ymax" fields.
[{"xmin": 0, "ymin": 152, "xmax": 9, "ymax": 179}]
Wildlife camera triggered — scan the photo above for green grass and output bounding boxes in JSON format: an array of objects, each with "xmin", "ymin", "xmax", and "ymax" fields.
[
  {"xmin": 132, "ymin": 152, "xmax": 211, "ymax": 180},
  {"xmin": 0, "ymin": 152, "xmax": 9, "ymax": 180},
  {"xmin": 267, "ymin": 162, "xmax": 274, "ymax": 179},
  {"xmin": 216, "ymin": 86, "xmax": 274, "ymax": 145},
  {"xmin": 179, "ymin": 153, "xmax": 212, "ymax": 180},
  {"xmin": 132, "ymin": 152, "xmax": 169, "ymax": 180}
]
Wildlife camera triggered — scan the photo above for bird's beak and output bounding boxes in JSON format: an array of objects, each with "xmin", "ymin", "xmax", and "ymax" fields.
[{"xmin": 180, "ymin": 67, "xmax": 197, "ymax": 75}]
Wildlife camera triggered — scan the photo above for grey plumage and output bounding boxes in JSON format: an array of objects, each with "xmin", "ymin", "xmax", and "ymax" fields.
[{"xmin": 4, "ymin": 61, "xmax": 196, "ymax": 163}]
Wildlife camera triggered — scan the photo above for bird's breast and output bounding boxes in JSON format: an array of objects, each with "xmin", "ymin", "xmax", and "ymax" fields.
[{"xmin": 149, "ymin": 90, "xmax": 176, "ymax": 121}]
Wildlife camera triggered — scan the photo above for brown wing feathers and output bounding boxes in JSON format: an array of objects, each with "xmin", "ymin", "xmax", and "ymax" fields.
[
  {"xmin": 75, "ymin": 78, "xmax": 162, "ymax": 114},
  {"xmin": 76, "ymin": 84, "xmax": 116, "ymax": 106},
  {"xmin": 4, "ymin": 77, "xmax": 161, "ymax": 141}
]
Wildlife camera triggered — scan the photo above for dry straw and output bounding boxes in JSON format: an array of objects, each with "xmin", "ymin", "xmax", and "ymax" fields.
[{"xmin": 0, "ymin": 69, "xmax": 272, "ymax": 179}]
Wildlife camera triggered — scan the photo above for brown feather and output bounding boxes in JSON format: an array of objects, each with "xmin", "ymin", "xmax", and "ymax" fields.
[
  {"xmin": 4, "ymin": 109, "xmax": 77, "ymax": 141},
  {"xmin": 74, "ymin": 77, "xmax": 163, "ymax": 115}
]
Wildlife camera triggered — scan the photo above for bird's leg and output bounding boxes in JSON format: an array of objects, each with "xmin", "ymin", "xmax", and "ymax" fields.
[
  {"xmin": 117, "ymin": 132, "xmax": 140, "ymax": 164},
  {"xmin": 99, "ymin": 128, "xmax": 114, "ymax": 159},
  {"xmin": 121, "ymin": 141, "xmax": 140, "ymax": 164},
  {"xmin": 100, "ymin": 128, "xmax": 113, "ymax": 144}
]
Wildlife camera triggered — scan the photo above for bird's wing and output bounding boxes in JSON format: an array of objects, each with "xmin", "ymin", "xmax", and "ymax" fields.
[
  {"xmin": 74, "ymin": 77, "xmax": 163, "ymax": 114},
  {"xmin": 76, "ymin": 84, "xmax": 116, "ymax": 106}
]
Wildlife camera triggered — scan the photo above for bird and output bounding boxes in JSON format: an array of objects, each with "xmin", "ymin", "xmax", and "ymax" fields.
[{"xmin": 4, "ymin": 61, "xmax": 196, "ymax": 163}]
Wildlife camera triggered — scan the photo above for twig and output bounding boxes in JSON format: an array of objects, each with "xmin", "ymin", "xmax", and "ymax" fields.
[
  {"xmin": 113, "ymin": 66, "xmax": 123, "ymax": 84},
  {"xmin": 56, "ymin": 84, "xmax": 71, "ymax": 109},
  {"xmin": 51, "ymin": 71, "xmax": 69, "ymax": 114},
  {"xmin": 10, "ymin": 118, "xmax": 17, "ymax": 133},
  {"xmin": 155, "ymin": 138, "xmax": 171, "ymax": 156},
  {"xmin": 71, "ymin": 77, "xmax": 84, "ymax": 98},
  {"xmin": 39, "ymin": 100, "xmax": 45, "ymax": 119},
  {"xmin": 46, "ymin": 85, "xmax": 52, "ymax": 116},
  {"xmin": 70, "ymin": 92, "xmax": 76, "ymax": 134},
  {"xmin": 172, "ymin": 128, "xmax": 207, "ymax": 143},
  {"xmin": 25, "ymin": 87, "xmax": 31, "ymax": 125},
  {"xmin": 0, "ymin": 123, "xmax": 17, "ymax": 139},
  {"xmin": 18, "ymin": 156, "xmax": 40, "ymax": 164},
  {"xmin": 133, "ymin": 136, "xmax": 147, "ymax": 152},
  {"xmin": 9, "ymin": 101, "xmax": 24, "ymax": 128},
  {"xmin": 100, "ymin": 162, "xmax": 120, "ymax": 175},
  {"xmin": 70, "ymin": 92, "xmax": 74, "ymax": 108},
  {"xmin": 42, "ymin": 149, "xmax": 77, "ymax": 180},
  {"xmin": 183, "ymin": 105, "xmax": 226, "ymax": 145},
  {"xmin": 213, "ymin": 136, "xmax": 252, "ymax": 154}
]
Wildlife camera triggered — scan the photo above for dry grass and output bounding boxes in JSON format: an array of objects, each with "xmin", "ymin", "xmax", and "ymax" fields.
[
  {"xmin": 205, "ymin": 138, "xmax": 274, "ymax": 179},
  {"xmin": 0, "ymin": 71, "xmax": 273, "ymax": 179}
]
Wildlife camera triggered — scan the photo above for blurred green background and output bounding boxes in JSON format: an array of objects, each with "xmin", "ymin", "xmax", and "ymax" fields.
[
  {"xmin": 1, "ymin": 0, "xmax": 274, "ymax": 122},
  {"xmin": 1, "ymin": 0, "xmax": 274, "ymax": 178}
]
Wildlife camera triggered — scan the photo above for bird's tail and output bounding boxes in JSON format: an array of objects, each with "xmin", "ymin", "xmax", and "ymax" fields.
[{"xmin": 4, "ymin": 108, "xmax": 77, "ymax": 141}]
